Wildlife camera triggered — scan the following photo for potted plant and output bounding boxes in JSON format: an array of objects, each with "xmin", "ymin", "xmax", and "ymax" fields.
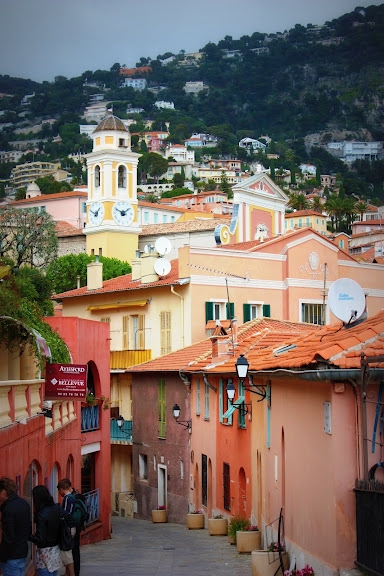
[
  {"xmin": 284, "ymin": 565, "xmax": 315, "ymax": 576},
  {"xmin": 236, "ymin": 524, "xmax": 261, "ymax": 553},
  {"xmin": 151, "ymin": 505, "xmax": 167, "ymax": 523},
  {"xmin": 227, "ymin": 514, "xmax": 250, "ymax": 544},
  {"xmin": 208, "ymin": 514, "xmax": 228, "ymax": 536},
  {"xmin": 251, "ymin": 541, "xmax": 289, "ymax": 576},
  {"xmin": 186, "ymin": 509, "xmax": 205, "ymax": 529}
]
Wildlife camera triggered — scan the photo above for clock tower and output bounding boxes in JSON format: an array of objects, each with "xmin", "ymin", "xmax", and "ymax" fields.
[{"xmin": 84, "ymin": 114, "xmax": 141, "ymax": 263}]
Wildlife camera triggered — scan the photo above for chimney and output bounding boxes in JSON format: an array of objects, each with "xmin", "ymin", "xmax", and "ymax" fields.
[
  {"xmin": 87, "ymin": 260, "xmax": 103, "ymax": 290},
  {"xmin": 211, "ymin": 335, "xmax": 231, "ymax": 362},
  {"xmin": 140, "ymin": 252, "xmax": 159, "ymax": 284}
]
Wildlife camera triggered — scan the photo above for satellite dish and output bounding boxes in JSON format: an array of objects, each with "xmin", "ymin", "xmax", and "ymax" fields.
[
  {"xmin": 144, "ymin": 244, "xmax": 150, "ymax": 253},
  {"xmin": 328, "ymin": 278, "xmax": 366, "ymax": 324},
  {"xmin": 155, "ymin": 236, "xmax": 172, "ymax": 256},
  {"xmin": 154, "ymin": 258, "xmax": 171, "ymax": 277}
]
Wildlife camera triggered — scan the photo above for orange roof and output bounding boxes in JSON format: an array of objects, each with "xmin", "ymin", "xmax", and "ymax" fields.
[
  {"xmin": 9, "ymin": 190, "xmax": 87, "ymax": 204},
  {"xmin": 54, "ymin": 259, "xmax": 183, "ymax": 299},
  {"xmin": 285, "ymin": 209, "xmax": 323, "ymax": 217},
  {"xmin": 130, "ymin": 318, "xmax": 318, "ymax": 373},
  {"xmin": 55, "ymin": 221, "xmax": 84, "ymax": 237},
  {"xmin": 140, "ymin": 218, "xmax": 230, "ymax": 236},
  {"xmin": 130, "ymin": 312, "xmax": 384, "ymax": 375}
]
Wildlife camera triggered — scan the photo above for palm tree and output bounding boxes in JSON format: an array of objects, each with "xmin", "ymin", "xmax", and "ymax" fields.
[
  {"xmin": 355, "ymin": 200, "xmax": 369, "ymax": 222},
  {"xmin": 311, "ymin": 196, "xmax": 323, "ymax": 213},
  {"xmin": 324, "ymin": 194, "xmax": 345, "ymax": 233},
  {"xmin": 288, "ymin": 192, "xmax": 309, "ymax": 211}
]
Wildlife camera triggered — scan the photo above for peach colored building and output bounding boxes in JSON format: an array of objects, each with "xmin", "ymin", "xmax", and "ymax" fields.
[{"xmin": 9, "ymin": 187, "xmax": 88, "ymax": 229}]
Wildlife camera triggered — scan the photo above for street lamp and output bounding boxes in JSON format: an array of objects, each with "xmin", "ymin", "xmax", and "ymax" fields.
[
  {"xmin": 172, "ymin": 404, "xmax": 192, "ymax": 431},
  {"xmin": 116, "ymin": 415, "xmax": 132, "ymax": 438},
  {"xmin": 226, "ymin": 354, "xmax": 267, "ymax": 414}
]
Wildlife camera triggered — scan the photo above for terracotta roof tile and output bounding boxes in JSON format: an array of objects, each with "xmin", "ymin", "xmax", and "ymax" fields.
[
  {"xmin": 140, "ymin": 218, "xmax": 230, "ymax": 236},
  {"xmin": 54, "ymin": 259, "xmax": 183, "ymax": 299},
  {"xmin": 55, "ymin": 221, "xmax": 84, "ymax": 237},
  {"xmin": 9, "ymin": 190, "xmax": 87, "ymax": 204}
]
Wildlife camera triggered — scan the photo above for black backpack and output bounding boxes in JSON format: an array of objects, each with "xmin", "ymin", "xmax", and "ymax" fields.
[{"xmin": 58, "ymin": 508, "xmax": 75, "ymax": 551}]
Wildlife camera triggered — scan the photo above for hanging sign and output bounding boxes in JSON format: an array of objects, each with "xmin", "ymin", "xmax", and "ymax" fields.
[{"xmin": 45, "ymin": 363, "xmax": 88, "ymax": 401}]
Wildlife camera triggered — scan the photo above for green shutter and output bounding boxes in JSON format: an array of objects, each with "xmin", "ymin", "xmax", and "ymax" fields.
[
  {"xmin": 226, "ymin": 302, "xmax": 234, "ymax": 319},
  {"xmin": 205, "ymin": 302, "xmax": 214, "ymax": 322},
  {"xmin": 243, "ymin": 304, "xmax": 251, "ymax": 323},
  {"xmin": 158, "ymin": 379, "xmax": 166, "ymax": 438},
  {"xmin": 263, "ymin": 304, "xmax": 271, "ymax": 317}
]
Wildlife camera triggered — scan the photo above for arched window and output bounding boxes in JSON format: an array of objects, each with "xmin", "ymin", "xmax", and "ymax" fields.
[
  {"xmin": 95, "ymin": 165, "xmax": 100, "ymax": 187},
  {"xmin": 118, "ymin": 165, "xmax": 127, "ymax": 188}
]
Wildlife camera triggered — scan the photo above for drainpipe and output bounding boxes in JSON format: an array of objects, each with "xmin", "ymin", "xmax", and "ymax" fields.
[{"xmin": 170, "ymin": 285, "xmax": 184, "ymax": 348}]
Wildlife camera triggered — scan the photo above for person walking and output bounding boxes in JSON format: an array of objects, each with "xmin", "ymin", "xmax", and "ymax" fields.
[
  {"xmin": 57, "ymin": 480, "xmax": 76, "ymax": 576},
  {"xmin": 0, "ymin": 476, "xmax": 31, "ymax": 576},
  {"xmin": 29, "ymin": 485, "xmax": 63, "ymax": 576},
  {"xmin": 57, "ymin": 479, "xmax": 81, "ymax": 576}
]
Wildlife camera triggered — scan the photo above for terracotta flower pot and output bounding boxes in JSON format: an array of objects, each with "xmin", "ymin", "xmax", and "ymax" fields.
[
  {"xmin": 186, "ymin": 513, "xmax": 205, "ymax": 529},
  {"xmin": 208, "ymin": 518, "xmax": 228, "ymax": 536},
  {"xmin": 151, "ymin": 509, "xmax": 167, "ymax": 523},
  {"xmin": 251, "ymin": 550, "xmax": 288, "ymax": 576},
  {"xmin": 236, "ymin": 530, "xmax": 261, "ymax": 553}
]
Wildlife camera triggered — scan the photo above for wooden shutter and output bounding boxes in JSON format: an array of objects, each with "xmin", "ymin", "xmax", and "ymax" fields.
[
  {"xmin": 137, "ymin": 314, "xmax": 145, "ymax": 349},
  {"xmin": 158, "ymin": 379, "xmax": 166, "ymax": 438},
  {"xmin": 160, "ymin": 311, "xmax": 171, "ymax": 355},
  {"xmin": 205, "ymin": 302, "xmax": 214, "ymax": 322},
  {"xmin": 243, "ymin": 304, "xmax": 251, "ymax": 323},
  {"xmin": 226, "ymin": 302, "xmax": 234, "ymax": 319},
  {"xmin": 263, "ymin": 304, "xmax": 271, "ymax": 317},
  {"xmin": 122, "ymin": 315, "xmax": 129, "ymax": 349}
]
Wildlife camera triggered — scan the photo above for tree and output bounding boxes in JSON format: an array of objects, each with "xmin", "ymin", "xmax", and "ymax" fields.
[
  {"xmin": 203, "ymin": 179, "xmax": 217, "ymax": 191},
  {"xmin": 219, "ymin": 172, "xmax": 232, "ymax": 199},
  {"xmin": 34, "ymin": 175, "xmax": 72, "ymax": 195},
  {"xmin": 311, "ymin": 196, "xmax": 323, "ymax": 213},
  {"xmin": 147, "ymin": 153, "xmax": 169, "ymax": 183},
  {"xmin": 288, "ymin": 192, "xmax": 309, "ymax": 211},
  {"xmin": 46, "ymin": 254, "xmax": 131, "ymax": 295},
  {"xmin": 355, "ymin": 200, "xmax": 369, "ymax": 221},
  {"xmin": 173, "ymin": 172, "xmax": 185, "ymax": 188},
  {"xmin": 0, "ymin": 207, "xmax": 58, "ymax": 270}
]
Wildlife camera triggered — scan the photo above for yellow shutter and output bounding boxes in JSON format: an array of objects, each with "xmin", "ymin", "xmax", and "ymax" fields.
[
  {"xmin": 160, "ymin": 311, "xmax": 171, "ymax": 355},
  {"xmin": 122, "ymin": 315, "xmax": 129, "ymax": 349},
  {"xmin": 137, "ymin": 314, "xmax": 145, "ymax": 349}
]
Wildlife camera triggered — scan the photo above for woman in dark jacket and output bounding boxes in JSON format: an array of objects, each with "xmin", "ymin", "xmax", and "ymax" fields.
[{"xmin": 29, "ymin": 486, "xmax": 63, "ymax": 576}]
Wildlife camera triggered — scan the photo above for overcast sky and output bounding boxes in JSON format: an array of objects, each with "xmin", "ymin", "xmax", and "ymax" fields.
[{"xmin": 1, "ymin": 0, "xmax": 382, "ymax": 83}]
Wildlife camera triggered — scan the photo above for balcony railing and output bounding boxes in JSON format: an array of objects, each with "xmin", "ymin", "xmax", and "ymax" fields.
[
  {"xmin": 84, "ymin": 488, "xmax": 99, "ymax": 525},
  {"xmin": 110, "ymin": 418, "xmax": 132, "ymax": 442},
  {"xmin": 110, "ymin": 350, "xmax": 151, "ymax": 370},
  {"xmin": 81, "ymin": 405, "xmax": 99, "ymax": 432}
]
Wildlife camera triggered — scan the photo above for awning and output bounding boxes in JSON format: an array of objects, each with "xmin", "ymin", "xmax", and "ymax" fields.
[
  {"xmin": 88, "ymin": 299, "xmax": 148, "ymax": 312},
  {"xmin": 222, "ymin": 395, "xmax": 245, "ymax": 419}
]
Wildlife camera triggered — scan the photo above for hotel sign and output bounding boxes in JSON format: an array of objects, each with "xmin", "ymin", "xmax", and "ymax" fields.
[{"xmin": 45, "ymin": 363, "xmax": 88, "ymax": 401}]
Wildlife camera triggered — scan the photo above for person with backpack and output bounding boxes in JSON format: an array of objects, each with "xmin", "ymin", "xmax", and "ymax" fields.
[
  {"xmin": 56, "ymin": 481, "xmax": 76, "ymax": 576},
  {"xmin": 57, "ymin": 479, "xmax": 86, "ymax": 576}
]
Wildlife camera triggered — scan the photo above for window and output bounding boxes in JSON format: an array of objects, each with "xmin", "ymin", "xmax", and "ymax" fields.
[
  {"xmin": 301, "ymin": 303, "xmax": 324, "ymax": 325},
  {"xmin": 144, "ymin": 211, "xmax": 149, "ymax": 224},
  {"xmin": 118, "ymin": 165, "xmax": 127, "ymax": 188},
  {"xmin": 130, "ymin": 314, "xmax": 145, "ymax": 350},
  {"xmin": 100, "ymin": 317, "xmax": 110, "ymax": 324},
  {"xmin": 158, "ymin": 379, "xmax": 166, "ymax": 438},
  {"xmin": 219, "ymin": 379, "xmax": 233, "ymax": 425},
  {"xmin": 298, "ymin": 218, "xmax": 302, "ymax": 227},
  {"xmin": 196, "ymin": 378, "xmax": 200, "ymax": 415},
  {"xmin": 160, "ymin": 311, "xmax": 171, "ymax": 355},
  {"xmin": 205, "ymin": 301, "xmax": 234, "ymax": 322},
  {"xmin": 243, "ymin": 303, "xmax": 264, "ymax": 322},
  {"xmin": 94, "ymin": 165, "xmax": 100, "ymax": 187},
  {"xmin": 223, "ymin": 463, "xmax": 230, "ymax": 510},
  {"xmin": 122, "ymin": 315, "xmax": 129, "ymax": 349},
  {"xmin": 171, "ymin": 216, "xmax": 175, "ymax": 222},
  {"xmin": 237, "ymin": 379, "xmax": 246, "ymax": 428},
  {"xmin": 82, "ymin": 202, "xmax": 87, "ymax": 214},
  {"xmin": 139, "ymin": 454, "xmax": 148, "ymax": 480},
  {"xmin": 154, "ymin": 213, "xmax": 158, "ymax": 223},
  {"xmin": 202, "ymin": 454, "xmax": 207, "ymax": 507},
  {"xmin": 162, "ymin": 214, "xmax": 167, "ymax": 223},
  {"xmin": 339, "ymin": 239, "xmax": 345, "ymax": 249},
  {"xmin": 119, "ymin": 138, "xmax": 126, "ymax": 148},
  {"xmin": 204, "ymin": 380, "xmax": 210, "ymax": 420}
]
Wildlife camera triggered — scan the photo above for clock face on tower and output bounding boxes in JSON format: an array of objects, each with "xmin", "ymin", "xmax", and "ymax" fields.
[
  {"xmin": 112, "ymin": 200, "xmax": 134, "ymax": 226},
  {"xmin": 89, "ymin": 201, "xmax": 104, "ymax": 226}
]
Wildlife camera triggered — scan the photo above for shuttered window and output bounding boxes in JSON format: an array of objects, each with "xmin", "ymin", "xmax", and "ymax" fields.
[
  {"xmin": 160, "ymin": 311, "xmax": 171, "ymax": 355},
  {"xmin": 122, "ymin": 315, "xmax": 129, "ymax": 349},
  {"xmin": 158, "ymin": 379, "xmax": 166, "ymax": 438},
  {"xmin": 263, "ymin": 304, "xmax": 271, "ymax": 317},
  {"xmin": 205, "ymin": 302, "xmax": 234, "ymax": 322},
  {"xmin": 223, "ymin": 463, "xmax": 230, "ymax": 511}
]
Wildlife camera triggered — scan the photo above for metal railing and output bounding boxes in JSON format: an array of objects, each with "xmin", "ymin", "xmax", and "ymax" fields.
[
  {"xmin": 83, "ymin": 488, "xmax": 99, "ymax": 526},
  {"xmin": 81, "ymin": 405, "xmax": 99, "ymax": 432},
  {"xmin": 110, "ymin": 419, "xmax": 132, "ymax": 442}
]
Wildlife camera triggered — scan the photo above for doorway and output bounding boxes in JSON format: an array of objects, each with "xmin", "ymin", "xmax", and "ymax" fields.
[{"xmin": 157, "ymin": 464, "xmax": 167, "ymax": 508}]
